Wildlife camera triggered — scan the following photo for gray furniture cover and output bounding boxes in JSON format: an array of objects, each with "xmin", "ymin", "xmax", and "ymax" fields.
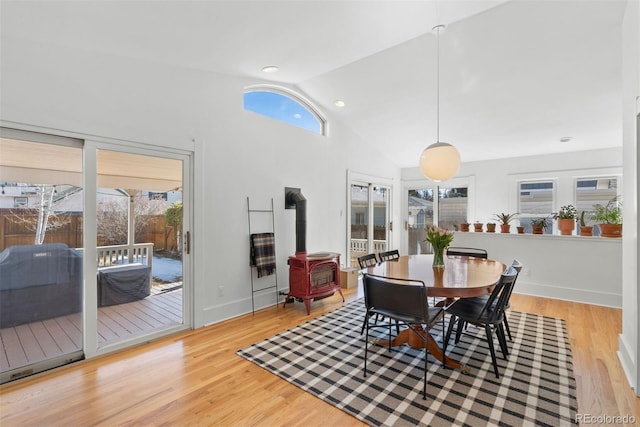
[
  {"xmin": 0, "ymin": 243, "xmax": 82, "ymax": 328},
  {"xmin": 97, "ymin": 263, "xmax": 151, "ymax": 306}
]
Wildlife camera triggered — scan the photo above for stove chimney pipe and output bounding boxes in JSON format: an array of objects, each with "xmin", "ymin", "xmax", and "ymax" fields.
[{"xmin": 285, "ymin": 187, "xmax": 306, "ymax": 255}]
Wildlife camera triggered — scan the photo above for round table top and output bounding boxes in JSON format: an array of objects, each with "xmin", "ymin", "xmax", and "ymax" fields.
[{"xmin": 365, "ymin": 254, "xmax": 506, "ymax": 298}]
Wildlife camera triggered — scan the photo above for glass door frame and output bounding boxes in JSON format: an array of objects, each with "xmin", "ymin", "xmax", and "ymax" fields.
[
  {"xmin": 83, "ymin": 140, "xmax": 192, "ymax": 358},
  {"xmin": 401, "ymin": 176, "xmax": 474, "ymax": 255},
  {"xmin": 346, "ymin": 171, "xmax": 393, "ymax": 268}
]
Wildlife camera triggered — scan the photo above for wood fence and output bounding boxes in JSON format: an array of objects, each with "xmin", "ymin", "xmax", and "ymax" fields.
[{"xmin": 0, "ymin": 211, "xmax": 175, "ymax": 252}]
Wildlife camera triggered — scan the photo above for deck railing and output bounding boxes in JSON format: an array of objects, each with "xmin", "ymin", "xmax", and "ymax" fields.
[{"xmin": 97, "ymin": 243, "xmax": 154, "ymax": 269}]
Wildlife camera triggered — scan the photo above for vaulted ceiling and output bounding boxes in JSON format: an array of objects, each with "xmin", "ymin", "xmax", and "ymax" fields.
[{"xmin": 1, "ymin": 0, "xmax": 627, "ymax": 167}]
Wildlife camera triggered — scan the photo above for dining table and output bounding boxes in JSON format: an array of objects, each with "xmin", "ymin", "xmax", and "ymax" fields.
[{"xmin": 365, "ymin": 253, "xmax": 506, "ymax": 373}]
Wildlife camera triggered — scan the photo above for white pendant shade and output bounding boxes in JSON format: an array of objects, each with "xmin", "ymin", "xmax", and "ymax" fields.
[{"xmin": 419, "ymin": 142, "xmax": 460, "ymax": 182}]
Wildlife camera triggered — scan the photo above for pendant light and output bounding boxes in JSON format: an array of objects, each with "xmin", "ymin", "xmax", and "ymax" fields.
[{"xmin": 419, "ymin": 24, "xmax": 460, "ymax": 182}]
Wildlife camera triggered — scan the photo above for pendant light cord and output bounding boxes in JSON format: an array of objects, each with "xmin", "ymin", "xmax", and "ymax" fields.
[{"xmin": 436, "ymin": 25, "xmax": 441, "ymax": 143}]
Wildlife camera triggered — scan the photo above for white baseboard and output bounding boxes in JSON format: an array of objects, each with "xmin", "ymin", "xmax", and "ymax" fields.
[
  {"xmin": 515, "ymin": 280, "xmax": 621, "ymax": 308},
  {"xmin": 617, "ymin": 333, "xmax": 637, "ymax": 392}
]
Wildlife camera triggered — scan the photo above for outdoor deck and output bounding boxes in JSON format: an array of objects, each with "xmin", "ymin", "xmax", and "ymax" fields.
[{"xmin": 0, "ymin": 287, "xmax": 183, "ymax": 374}]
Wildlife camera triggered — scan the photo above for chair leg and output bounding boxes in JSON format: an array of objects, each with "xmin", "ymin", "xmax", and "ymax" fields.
[
  {"xmin": 360, "ymin": 315, "xmax": 368, "ymax": 335},
  {"xmin": 364, "ymin": 319, "xmax": 369, "ymax": 377},
  {"xmin": 454, "ymin": 317, "xmax": 465, "ymax": 344},
  {"xmin": 496, "ymin": 324, "xmax": 509, "ymax": 358},
  {"xmin": 485, "ymin": 325, "xmax": 500, "ymax": 378},
  {"xmin": 503, "ymin": 315, "xmax": 512, "ymax": 341},
  {"xmin": 443, "ymin": 315, "xmax": 457, "ymax": 355},
  {"xmin": 423, "ymin": 340, "xmax": 428, "ymax": 400}
]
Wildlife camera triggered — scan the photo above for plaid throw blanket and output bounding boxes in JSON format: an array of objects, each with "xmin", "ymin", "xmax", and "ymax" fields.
[{"xmin": 250, "ymin": 233, "xmax": 276, "ymax": 278}]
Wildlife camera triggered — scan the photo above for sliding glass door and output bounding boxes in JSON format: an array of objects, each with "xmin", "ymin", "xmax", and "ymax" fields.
[
  {"xmin": 0, "ymin": 130, "xmax": 84, "ymax": 382},
  {"xmin": 0, "ymin": 128, "xmax": 192, "ymax": 383}
]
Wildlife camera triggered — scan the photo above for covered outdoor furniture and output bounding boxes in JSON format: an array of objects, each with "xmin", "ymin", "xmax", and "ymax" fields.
[
  {"xmin": 0, "ymin": 243, "xmax": 82, "ymax": 328},
  {"xmin": 97, "ymin": 263, "xmax": 151, "ymax": 306}
]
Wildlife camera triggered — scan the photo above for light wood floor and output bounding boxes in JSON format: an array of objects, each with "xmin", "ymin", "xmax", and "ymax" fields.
[{"xmin": 0, "ymin": 285, "xmax": 638, "ymax": 426}]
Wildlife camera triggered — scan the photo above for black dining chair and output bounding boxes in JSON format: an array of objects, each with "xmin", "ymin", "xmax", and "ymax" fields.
[
  {"xmin": 378, "ymin": 249, "xmax": 400, "ymax": 262},
  {"xmin": 460, "ymin": 259, "xmax": 523, "ymax": 341},
  {"xmin": 363, "ymin": 273, "xmax": 444, "ymax": 400},
  {"xmin": 358, "ymin": 253, "xmax": 400, "ymax": 335},
  {"xmin": 442, "ymin": 266, "xmax": 518, "ymax": 378},
  {"xmin": 446, "ymin": 247, "xmax": 488, "ymax": 259}
]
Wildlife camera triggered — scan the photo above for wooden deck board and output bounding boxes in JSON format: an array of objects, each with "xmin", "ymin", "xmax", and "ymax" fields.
[{"xmin": 1, "ymin": 289, "xmax": 183, "ymax": 374}]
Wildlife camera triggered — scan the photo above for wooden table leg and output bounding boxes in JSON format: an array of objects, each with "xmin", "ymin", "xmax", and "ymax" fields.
[{"xmin": 374, "ymin": 325, "xmax": 470, "ymax": 373}]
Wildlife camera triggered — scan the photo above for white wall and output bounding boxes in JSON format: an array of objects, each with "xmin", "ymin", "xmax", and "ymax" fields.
[
  {"xmin": 451, "ymin": 232, "xmax": 622, "ymax": 307},
  {"xmin": 0, "ymin": 36, "xmax": 400, "ymax": 327}
]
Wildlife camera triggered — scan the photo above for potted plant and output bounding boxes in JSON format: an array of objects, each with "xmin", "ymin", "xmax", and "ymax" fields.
[
  {"xmin": 530, "ymin": 216, "xmax": 550, "ymax": 234},
  {"xmin": 516, "ymin": 226, "xmax": 525, "ymax": 234},
  {"xmin": 493, "ymin": 212, "xmax": 519, "ymax": 233},
  {"xmin": 553, "ymin": 204, "xmax": 577, "ymax": 235},
  {"xmin": 578, "ymin": 210, "xmax": 593, "ymax": 236},
  {"xmin": 592, "ymin": 196, "xmax": 622, "ymax": 237},
  {"xmin": 473, "ymin": 222, "xmax": 483, "ymax": 232},
  {"xmin": 459, "ymin": 221, "xmax": 470, "ymax": 232},
  {"xmin": 486, "ymin": 222, "xmax": 496, "ymax": 233}
]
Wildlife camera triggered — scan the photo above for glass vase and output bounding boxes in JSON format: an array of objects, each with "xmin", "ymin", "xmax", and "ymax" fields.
[{"xmin": 432, "ymin": 247, "xmax": 445, "ymax": 269}]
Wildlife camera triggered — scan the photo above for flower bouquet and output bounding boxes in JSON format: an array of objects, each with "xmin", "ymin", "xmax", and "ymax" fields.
[{"xmin": 424, "ymin": 225, "xmax": 454, "ymax": 268}]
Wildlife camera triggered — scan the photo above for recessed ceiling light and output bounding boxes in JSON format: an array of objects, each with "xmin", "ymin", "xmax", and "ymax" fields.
[
  {"xmin": 262, "ymin": 65, "xmax": 279, "ymax": 73},
  {"xmin": 560, "ymin": 137, "xmax": 573, "ymax": 143},
  {"xmin": 334, "ymin": 100, "xmax": 345, "ymax": 108}
]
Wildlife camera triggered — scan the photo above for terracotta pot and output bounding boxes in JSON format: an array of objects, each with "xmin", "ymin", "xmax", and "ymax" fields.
[
  {"xmin": 500, "ymin": 224, "xmax": 511, "ymax": 233},
  {"xmin": 486, "ymin": 223, "xmax": 496, "ymax": 233},
  {"xmin": 598, "ymin": 223, "xmax": 622, "ymax": 238},
  {"xmin": 517, "ymin": 226, "xmax": 525, "ymax": 234},
  {"xmin": 532, "ymin": 226, "xmax": 544, "ymax": 235},
  {"xmin": 579, "ymin": 226, "xmax": 593, "ymax": 237},
  {"xmin": 473, "ymin": 223, "xmax": 483, "ymax": 232},
  {"xmin": 557, "ymin": 218, "xmax": 575, "ymax": 235},
  {"xmin": 459, "ymin": 223, "xmax": 470, "ymax": 232}
]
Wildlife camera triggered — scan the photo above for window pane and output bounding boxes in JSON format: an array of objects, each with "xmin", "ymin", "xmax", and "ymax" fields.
[
  {"xmin": 407, "ymin": 189, "xmax": 433, "ymax": 255},
  {"xmin": 244, "ymin": 90, "xmax": 323, "ymax": 134},
  {"xmin": 519, "ymin": 181, "xmax": 554, "ymax": 214},
  {"xmin": 575, "ymin": 177, "xmax": 617, "ymax": 215},
  {"xmin": 438, "ymin": 187, "xmax": 468, "ymax": 230},
  {"xmin": 518, "ymin": 180, "xmax": 554, "ymax": 234}
]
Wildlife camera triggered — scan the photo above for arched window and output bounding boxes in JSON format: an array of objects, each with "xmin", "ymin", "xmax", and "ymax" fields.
[{"xmin": 243, "ymin": 86, "xmax": 326, "ymax": 135}]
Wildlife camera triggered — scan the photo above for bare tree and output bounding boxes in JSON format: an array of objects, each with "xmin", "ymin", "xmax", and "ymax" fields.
[
  {"xmin": 9, "ymin": 185, "xmax": 80, "ymax": 244},
  {"xmin": 96, "ymin": 193, "xmax": 162, "ymax": 246}
]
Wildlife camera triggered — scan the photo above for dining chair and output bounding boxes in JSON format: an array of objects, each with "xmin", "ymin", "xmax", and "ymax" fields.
[
  {"xmin": 442, "ymin": 266, "xmax": 518, "ymax": 378},
  {"xmin": 378, "ymin": 249, "xmax": 400, "ymax": 262},
  {"xmin": 446, "ymin": 247, "xmax": 488, "ymax": 259},
  {"xmin": 362, "ymin": 273, "xmax": 444, "ymax": 400},
  {"xmin": 357, "ymin": 253, "xmax": 387, "ymax": 333},
  {"xmin": 357, "ymin": 253, "xmax": 379, "ymax": 269},
  {"xmin": 461, "ymin": 259, "xmax": 523, "ymax": 341}
]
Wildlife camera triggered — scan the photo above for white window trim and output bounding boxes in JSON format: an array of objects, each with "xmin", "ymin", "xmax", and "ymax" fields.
[{"xmin": 243, "ymin": 84, "xmax": 327, "ymax": 136}]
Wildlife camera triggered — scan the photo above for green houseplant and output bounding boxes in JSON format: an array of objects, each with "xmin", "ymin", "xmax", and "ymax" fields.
[
  {"xmin": 553, "ymin": 204, "xmax": 577, "ymax": 235},
  {"xmin": 592, "ymin": 196, "xmax": 622, "ymax": 237},
  {"xmin": 493, "ymin": 212, "xmax": 519, "ymax": 233},
  {"xmin": 530, "ymin": 216, "xmax": 550, "ymax": 234}
]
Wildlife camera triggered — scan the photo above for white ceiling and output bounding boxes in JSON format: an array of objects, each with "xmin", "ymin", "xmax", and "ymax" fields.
[{"xmin": 0, "ymin": 0, "xmax": 628, "ymax": 168}]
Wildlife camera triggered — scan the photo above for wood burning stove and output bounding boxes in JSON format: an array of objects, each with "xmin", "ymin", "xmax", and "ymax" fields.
[{"xmin": 283, "ymin": 188, "xmax": 344, "ymax": 314}]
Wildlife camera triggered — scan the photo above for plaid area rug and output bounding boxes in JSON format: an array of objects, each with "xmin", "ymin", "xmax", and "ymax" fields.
[{"xmin": 237, "ymin": 299, "xmax": 578, "ymax": 427}]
